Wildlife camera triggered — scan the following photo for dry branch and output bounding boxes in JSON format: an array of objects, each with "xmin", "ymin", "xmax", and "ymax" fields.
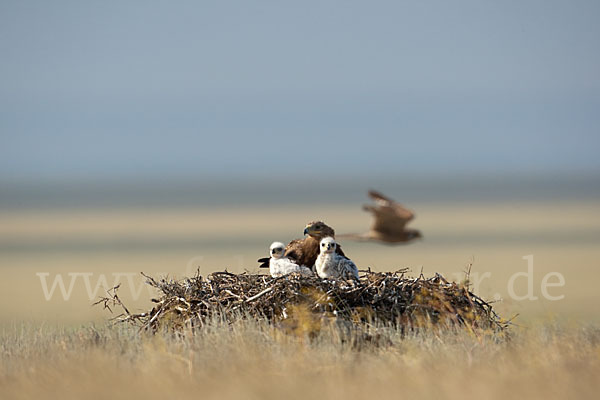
[{"xmin": 96, "ymin": 269, "xmax": 509, "ymax": 334}]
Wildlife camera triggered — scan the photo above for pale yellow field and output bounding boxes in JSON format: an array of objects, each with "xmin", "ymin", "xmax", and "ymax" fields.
[{"xmin": 1, "ymin": 201, "xmax": 600, "ymax": 399}]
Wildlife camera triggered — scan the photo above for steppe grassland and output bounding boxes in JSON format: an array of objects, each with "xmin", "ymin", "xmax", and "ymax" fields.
[
  {"xmin": 1, "ymin": 321, "xmax": 599, "ymax": 400},
  {"xmin": 1, "ymin": 201, "xmax": 599, "ymax": 398}
]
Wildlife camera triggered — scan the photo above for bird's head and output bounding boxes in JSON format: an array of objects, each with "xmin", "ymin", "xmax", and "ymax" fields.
[
  {"xmin": 407, "ymin": 230, "xmax": 423, "ymax": 241},
  {"xmin": 304, "ymin": 221, "xmax": 335, "ymax": 239},
  {"xmin": 269, "ymin": 242, "xmax": 285, "ymax": 259},
  {"xmin": 319, "ymin": 237, "xmax": 337, "ymax": 254}
]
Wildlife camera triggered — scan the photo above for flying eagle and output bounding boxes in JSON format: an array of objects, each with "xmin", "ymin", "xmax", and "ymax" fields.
[
  {"xmin": 266, "ymin": 241, "xmax": 312, "ymax": 278},
  {"xmin": 258, "ymin": 221, "xmax": 346, "ymax": 270},
  {"xmin": 315, "ymin": 237, "xmax": 359, "ymax": 280},
  {"xmin": 339, "ymin": 190, "xmax": 422, "ymax": 244}
]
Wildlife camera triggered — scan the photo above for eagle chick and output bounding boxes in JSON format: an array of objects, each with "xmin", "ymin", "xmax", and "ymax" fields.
[
  {"xmin": 267, "ymin": 242, "xmax": 312, "ymax": 278},
  {"xmin": 315, "ymin": 237, "xmax": 359, "ymax": 280}
]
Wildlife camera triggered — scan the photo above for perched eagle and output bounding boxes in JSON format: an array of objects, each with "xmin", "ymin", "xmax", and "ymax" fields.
[
  {"xmin": 315, "ymin": 237, "xmax": 359, "ymax": 280},
  {"xmin": 258, "ymin": 221, "xmax": 346, "ymax": 270},
  {"xmin": 339, "ymin": 190, "xmax": 422, "ymax": 244}
]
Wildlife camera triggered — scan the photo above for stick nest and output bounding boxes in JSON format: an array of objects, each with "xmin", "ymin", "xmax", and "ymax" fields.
[{"xmin": 97, "ymin": 269, "xmax": 509, "ymax": 335}]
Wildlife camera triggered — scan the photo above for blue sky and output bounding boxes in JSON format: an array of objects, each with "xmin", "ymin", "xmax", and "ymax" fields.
[{"xmin": 1, "ymin": 0, "xmax": 599, "ymax": 180}]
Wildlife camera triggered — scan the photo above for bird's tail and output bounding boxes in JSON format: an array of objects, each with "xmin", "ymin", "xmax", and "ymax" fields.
[
  {"xmin": 336, "ymin": 233, "xmax": 370, "ymax": 242},
  {"xmin": 257, "ymin": 257, "xmax": 270, "ymax": 269}
]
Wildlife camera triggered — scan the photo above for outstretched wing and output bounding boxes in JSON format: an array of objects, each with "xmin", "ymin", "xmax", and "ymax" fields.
[
  {"xmin": 365, "ymin": 190, "xmax": 414, "ymax": 235},
  {"xmin": 367, "ymin": 190, "xmax": 395, "ymax": 206}
]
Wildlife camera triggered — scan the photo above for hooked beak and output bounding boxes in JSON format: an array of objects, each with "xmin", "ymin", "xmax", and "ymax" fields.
[{"xmin": 303, "ymin": 227, "xmax": 309, "ymax": 235}]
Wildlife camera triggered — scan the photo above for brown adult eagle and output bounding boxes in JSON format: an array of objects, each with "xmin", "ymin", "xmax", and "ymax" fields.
[
  {"xmin": 339, "ymin": 190, "xmax": 422, "ymax": 244},
  {"xmin": 258, "ymin": 221, "xmax": 346, "ymax": 270}
]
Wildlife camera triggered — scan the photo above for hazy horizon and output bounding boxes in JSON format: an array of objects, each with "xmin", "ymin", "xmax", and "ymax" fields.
[{"xmin": 1, "ymin": 174, "xmax": 599, "ymax": 210}]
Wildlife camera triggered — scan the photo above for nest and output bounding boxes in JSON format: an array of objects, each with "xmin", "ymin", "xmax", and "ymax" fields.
[{"xmin": 97, "ymin": 269, "xmax": 509, "ymax": 335}]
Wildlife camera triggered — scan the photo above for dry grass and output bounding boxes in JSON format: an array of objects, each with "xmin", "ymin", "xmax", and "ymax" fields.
[{"xmin": 1, "ymin": 320, "xmax": 599, "ymax": 400}]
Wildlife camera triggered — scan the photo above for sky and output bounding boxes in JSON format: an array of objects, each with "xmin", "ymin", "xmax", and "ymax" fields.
[{"xmin": 1, "ymin": 0, "xmax": 599, "ymax": 181}]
